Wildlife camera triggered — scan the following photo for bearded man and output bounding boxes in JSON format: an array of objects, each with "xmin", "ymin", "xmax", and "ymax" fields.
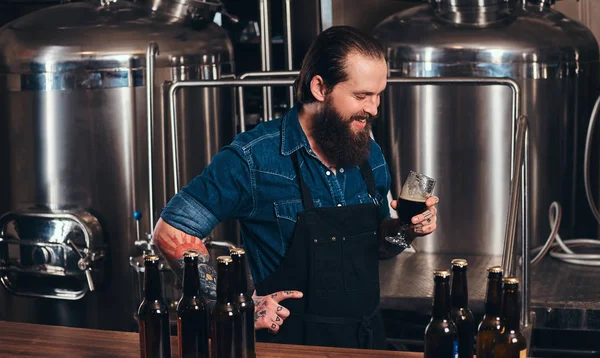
[{"xmin": 153, "ymin": 25, "xmax": 439, "ymax": 350}]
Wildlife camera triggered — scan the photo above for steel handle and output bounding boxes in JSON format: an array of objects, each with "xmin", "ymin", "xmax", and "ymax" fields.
[
  {"xmin": 146, "ymin": 42, "xmax": 159, "ymax": 237},
  {"xmin": 67, "ymin": 240, "xmax": 97, "ymax": 292}
]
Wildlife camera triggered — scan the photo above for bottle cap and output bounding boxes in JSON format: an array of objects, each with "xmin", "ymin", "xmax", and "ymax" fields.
[
  {"xmin": 433, "ymin": 269, "xmax": 451, "ymax": 278},
  {"xmin": 487, "ymin": 266, "xmax": 503, "ymax": 274},
  {"xmin": 503, "ymin": 277, "xmax": 519, "ymax": 285},
  {"xmin": 144, "ymin": 255, "xmax": 160, "ymax": 264},
  {"xmin": 451, "ymin": 258, "xmax": 468, "ymax": 267},
  {"xmin": 230, "ymin": 248, "xmax": 246, "ymax": 256},
  {"xmin": 183, "ymin": 250, "xmax": 200, "ymax": 258},
  {"xmin": 217, "ymin": 256, "xmax": 233, "ymax": 264}
]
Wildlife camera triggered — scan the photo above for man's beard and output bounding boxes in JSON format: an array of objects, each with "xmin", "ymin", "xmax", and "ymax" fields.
[{"xmin": 312, "ymin": 98, "xmax": 375, "ymax": 168}]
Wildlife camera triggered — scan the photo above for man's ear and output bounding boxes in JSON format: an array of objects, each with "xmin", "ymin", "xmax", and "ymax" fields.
[{"xmin": 309, "ymin": 75, "xmax": 328, "ymax": 102}]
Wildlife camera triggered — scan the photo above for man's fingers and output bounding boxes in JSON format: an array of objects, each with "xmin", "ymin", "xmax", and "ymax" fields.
[
  {"xmin": 425, "ymin": 196, "xmax": 439, "ymax": 207},
  {"xmin": 269, "ymin": 290, "xmax": 303, "ymax": 303},
  {"xmin": 411, "ymin": 207, "xmax": 437, "ymax": 224},
  {"xmin": 390, "ymin": 199, "xmax": 398, "ymax": 210},
  {"xmin": 275, "ymin": 304, "xmax": 290, "ymax": 319}
]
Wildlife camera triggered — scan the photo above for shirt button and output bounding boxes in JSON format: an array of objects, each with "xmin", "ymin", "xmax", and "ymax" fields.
[
  {"xmin": 339, "ymin": 168, "xmax": 344, "ymax": 173},
  {"xmin": 337, "ymin": 203, "xmax": 342, "ymax": 207},
  {"xmin": 326, "ymin": 171, "xmax": 331, "ymax": 176}
]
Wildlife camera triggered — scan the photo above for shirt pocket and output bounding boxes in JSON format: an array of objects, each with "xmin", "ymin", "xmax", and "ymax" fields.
[{"xmin": 358, "ymin": 192, "xmax": 381, "ymax": 206}]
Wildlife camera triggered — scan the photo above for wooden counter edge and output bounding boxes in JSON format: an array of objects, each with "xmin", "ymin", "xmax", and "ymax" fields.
[{"xmin": 0, "ymin": 320, "xmax": 423, "ymax": 357}]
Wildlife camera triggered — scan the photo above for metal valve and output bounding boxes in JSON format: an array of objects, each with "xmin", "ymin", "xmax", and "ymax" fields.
[{"xmin": 67, "ymin": 239, "xmax": 96, "ymax": 292}]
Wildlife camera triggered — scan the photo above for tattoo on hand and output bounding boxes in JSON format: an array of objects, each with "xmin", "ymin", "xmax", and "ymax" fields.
[
  {"xmin": 277, "ymin": 306, "xmax": 283, "ymax": 312},
  {"xmin": 198, "ymin": 263, "xmax": 217, "ymax": 301},
  {"xmin": 271, "ymin": 293, "xmax": 278, "ymax": 298},
  {"xmin": 284, "ymin": 291, "xmax": 292, "ymax": 295}
]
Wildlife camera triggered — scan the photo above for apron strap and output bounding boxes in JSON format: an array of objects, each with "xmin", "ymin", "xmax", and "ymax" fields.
[
  {"xmin": 292, "ymin": 151, "xmax": 315, "ymax": 210},
  {"xmin": 359, "ymin": 162, "xmax": 376, "ymax": 199}
]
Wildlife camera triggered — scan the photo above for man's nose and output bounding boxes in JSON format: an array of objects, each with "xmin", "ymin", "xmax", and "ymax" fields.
[{"xmin": 364, "ymin": 96, "xmax": 379, "ymax": 117}]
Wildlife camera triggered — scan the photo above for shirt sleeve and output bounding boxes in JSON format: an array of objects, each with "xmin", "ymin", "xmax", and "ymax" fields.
[{"xmin": 160, "ymin": 144, "xmax": 254, "ymax": 238}]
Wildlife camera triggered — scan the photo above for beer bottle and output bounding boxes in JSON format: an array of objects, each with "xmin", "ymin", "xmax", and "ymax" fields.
[
  {"xmin": 137, "ymin": 254, "xmax": 171, "ymax": 358},
  {"xmin": 211, "ymin": 256, "xmax": 242, "ymax": 358},
  {"xmin": 177, "ymin": 250, "xmax": 209, "ymax": 358},
  {"xmin": 450, "ymin": 259, "xmax": 475, "ymax": 358},
  {"xmin": 424, "ymin": 269, "xmax": 458, "ymax": 358},
  {"xmin": 230, "ymin": 248, "xmax": 256, "ymax": 358},
  {"xmin": 476, "ymin": 266, "xmax": 503, "ymax": 358},
  {"xmin": 492, "ymin": 278, "xmax": 527, "ymax": 358}
]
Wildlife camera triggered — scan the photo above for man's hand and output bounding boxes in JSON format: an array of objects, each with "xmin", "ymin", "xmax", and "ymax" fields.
[
  {"xmin": 252, "ymin": 290, "xmax": 303, "ymax": 333},
  {"xmin": 391, "ymin": 195, "xmax": 439, "ymax": 237}
]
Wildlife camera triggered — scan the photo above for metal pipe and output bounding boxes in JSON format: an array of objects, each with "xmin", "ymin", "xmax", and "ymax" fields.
[
  {"xmin": 283, "ymin": 0, "xmax": 295, "ymax": 107},
  {"xmin": 259, "ymin": 0, "xmax": 273, "ymax": 121},
  {"xmin": 521, "ymin": 122, "xmax": 530, "ymax": 327},
  {"xmin": 238, "ymin": 71, "xmax": 300, "ymax": 132},
  {"xmin": 169, "ymin": 78, "xmax": 296, "ymax": 193},
  {"xmin": 145, "ymin": 42, "xmax": 159, "ymax": 234},
  {"xmin": 502, "ymin": 115, "xmax": 527, "ymax": 278}
]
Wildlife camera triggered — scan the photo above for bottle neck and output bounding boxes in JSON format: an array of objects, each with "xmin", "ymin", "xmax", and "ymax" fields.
[
  {"xmin": 433, "ymin": 277, "xmax": 451, "ymax": 319},
  {"xmin": 232, "ymin": 255, "xmax": 248, "ymax": 295},
  {"xmin": 451, "ymin": 268, "xmax": 468, "ymax": 308},
  {"xmin": 501, "ymin": 286, "xmax": 520, "ymax": 331},
  {"xmin": 485, "ymin": 276, "xmax": 502, "ymax": 317},
  {"xmin": 183, "ymin": 257, "xmax": 200, "ymax": 297},
  {"xmin": 216, "ymin": 262, "xmax": 233, "ymax": 304},
  {"xmin": 144, "ymin": 263, "xmax": 162, "ymax": 301}
]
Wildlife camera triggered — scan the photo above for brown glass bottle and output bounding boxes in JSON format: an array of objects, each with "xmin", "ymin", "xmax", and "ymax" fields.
[
  {"xmin": 137, "ymin": 255, "xmax": 171, "ymax": 358},
  {"xmin": 230, "ymin": 248, "xmax": 256, "ymax": 358},
  {"xmin": 450, "ymin": 259, "xmax": 475, "ymax": 358},
  {"xmin": 177, "ymin": 250, "xmax": 209, "ymax": 358},
  {"xmin": 211, "ymin": 256, "xmax": 243, "ymax": 358},
  {"xmin": 476, "ymin": 266, "xmax": 503, "ymax": 358},
  {"xmin": 425, "ymin": 269, "xmax": 458, "ymax": 358},
  {"xmin": 492, "ymin": 278, "xmax": 528, "ymax": 358}
]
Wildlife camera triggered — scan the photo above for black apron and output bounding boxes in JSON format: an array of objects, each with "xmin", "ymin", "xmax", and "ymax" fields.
[{"xmin": 255, "ymin": 151, "xmax": 386, "ymax": 350}]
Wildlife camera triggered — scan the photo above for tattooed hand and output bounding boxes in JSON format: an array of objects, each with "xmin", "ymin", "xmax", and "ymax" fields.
[
  {"xmin": 252, "ymin": 290, "xmax": 303, "ymax": 333},
  {"xmin": 153, "ymin": 218, "xmax": 217, "ymax": 306},
  {"xmin": 391, "ymin": 195, "xmax": 439, "ymax": 237}
]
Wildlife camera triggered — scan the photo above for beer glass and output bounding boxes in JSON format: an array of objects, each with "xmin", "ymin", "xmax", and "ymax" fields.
[{"xmin": 386, "ymin": 170, "xmax": 436, "ymax": 245}]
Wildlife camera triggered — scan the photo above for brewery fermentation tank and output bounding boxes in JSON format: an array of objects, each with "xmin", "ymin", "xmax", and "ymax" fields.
[
  {"xmin": 0, "ymin": 0, "xmax": 235, "ymax": 331},
  {"xmin": 373, "ymin": 0, "xmax": 599, "ymax": 255}
]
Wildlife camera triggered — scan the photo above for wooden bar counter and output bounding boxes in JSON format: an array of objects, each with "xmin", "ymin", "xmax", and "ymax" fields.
[{"xmin": 0, "ymin": 320, "xmax": 423, "ymax": 358}]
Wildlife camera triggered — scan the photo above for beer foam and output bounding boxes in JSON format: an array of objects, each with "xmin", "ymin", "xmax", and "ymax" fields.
[{"xmin": 398, "ymin": 194, "xmax": 426, "ymax": 202}]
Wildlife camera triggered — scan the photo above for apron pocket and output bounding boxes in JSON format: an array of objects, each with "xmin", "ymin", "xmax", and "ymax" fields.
[
  {"xmin": 311, "ymin": 236, "xmax": 343, "ymax": 297},
  {"xmin": 342, "ymin": 231, "xmax": 379, "ymax": 293}
]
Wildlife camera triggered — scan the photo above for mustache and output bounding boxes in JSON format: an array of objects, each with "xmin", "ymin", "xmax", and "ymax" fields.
[{"xmin": 350, "ymin": 112, "xmax": 377, "ymax": 124}]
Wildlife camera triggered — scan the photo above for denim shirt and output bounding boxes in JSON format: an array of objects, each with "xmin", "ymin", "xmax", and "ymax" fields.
[{"xmin": 161, "ymin": 106, "xmax": 391, "ymax": 284}]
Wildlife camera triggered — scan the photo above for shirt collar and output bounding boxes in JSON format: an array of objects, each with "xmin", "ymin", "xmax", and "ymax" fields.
[{"xmin": 281, "ymin": 105, "xmax": 311, "ymax": 156}]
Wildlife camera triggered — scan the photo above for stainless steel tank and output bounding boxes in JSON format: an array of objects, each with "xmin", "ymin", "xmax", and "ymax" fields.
[
  {"xmin": 0, "ymin": 0, "xmax": 235, "ymax": 331},
  {"xmin": 373, "ymin": 0, "xmax": 599, "ymax": 255}
]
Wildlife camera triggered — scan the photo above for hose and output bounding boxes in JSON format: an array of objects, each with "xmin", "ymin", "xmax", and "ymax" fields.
[{"xmin": 530, "ymin": 95, "xmax": 600, "ymax": 267}]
